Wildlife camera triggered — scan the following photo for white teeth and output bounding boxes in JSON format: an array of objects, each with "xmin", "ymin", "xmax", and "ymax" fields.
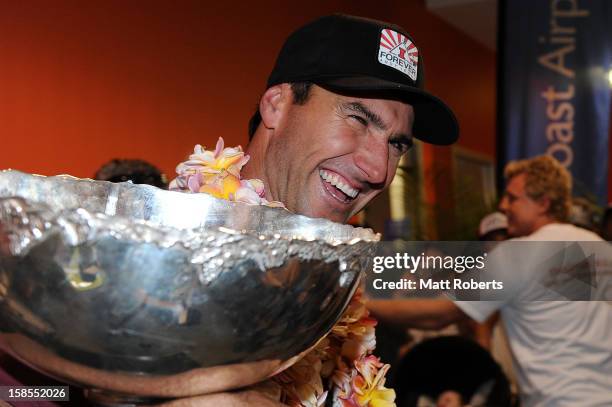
[{"xmin": 319, "ymin": 170, "xmax": 358, "ymax": 198}]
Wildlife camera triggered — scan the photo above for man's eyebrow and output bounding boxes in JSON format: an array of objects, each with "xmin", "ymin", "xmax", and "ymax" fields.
[{"xmin": 342, "ymin": 102, "xmax": 387, "ymax": 131}]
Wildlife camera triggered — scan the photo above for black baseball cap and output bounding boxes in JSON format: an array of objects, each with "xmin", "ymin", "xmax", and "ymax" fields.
[{"xmin": 267, "ymin": 14, "xmax": 459, "ymax": 145}]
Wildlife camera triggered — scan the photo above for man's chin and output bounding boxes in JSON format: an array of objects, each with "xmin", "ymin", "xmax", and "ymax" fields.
[
  {"xmin": 508, "ymin": 226, "xmax": 527, "ymax": 238},
  {"xmin": 302, "ymin": 206, "xmax": 349, "ymax": 224},
  {"xmin": 314, "ymin": 212, "xmax": 347, "ymax": 224}
]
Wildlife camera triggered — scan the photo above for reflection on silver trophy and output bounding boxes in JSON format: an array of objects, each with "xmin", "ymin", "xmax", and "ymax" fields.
[{"xmin": 0, "ymin": 170, "xmax": 378, "ymax": 403}]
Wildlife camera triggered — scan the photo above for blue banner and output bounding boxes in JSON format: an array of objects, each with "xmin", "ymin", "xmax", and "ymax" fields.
[{"xmin": 499, "ymin": 0, "xmax": 612, "ymax": 204}]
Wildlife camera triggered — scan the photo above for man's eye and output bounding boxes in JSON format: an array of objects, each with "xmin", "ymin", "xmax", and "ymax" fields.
[
  {"xmin": 390, "ymin": 139, "xmax": 412, "ymax": 154},
  {"xmin": 349, "ymin": 115, "xmax": 368, "ymax": 126}
]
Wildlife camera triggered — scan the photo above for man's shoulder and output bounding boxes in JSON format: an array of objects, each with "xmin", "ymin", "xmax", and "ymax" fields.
[{"xmin": 514, "ymin": 223, "xmax": 603, "ymax": 242}]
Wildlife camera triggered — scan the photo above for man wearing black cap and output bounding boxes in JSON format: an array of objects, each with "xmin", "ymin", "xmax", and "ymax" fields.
[
  {"xmin": 162, "ymin": 14, "xmax": 459, "ymax": 407},
  {"xmin": 242, "ymin": 14, "xmax": 458, "ymax": 224}
]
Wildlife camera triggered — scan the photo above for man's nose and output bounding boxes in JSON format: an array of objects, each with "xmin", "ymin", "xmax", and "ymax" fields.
[{"xmin": 354, "ymin": 136, "xmax": 388, "ymax": 185}]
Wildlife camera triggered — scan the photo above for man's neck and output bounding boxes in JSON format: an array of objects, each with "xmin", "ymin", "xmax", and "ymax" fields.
[
  {"xmin": 243, "ymin": 137, "xmax": 273, "ymax": 202},
  {"xmin": 530, "ymin": 217, "xmax": 558, "ymax": 234}
]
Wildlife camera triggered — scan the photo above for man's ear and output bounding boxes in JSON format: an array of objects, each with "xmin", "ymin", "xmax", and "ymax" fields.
[
  {"xmin": 536, "ymin": 195, "xmax": 551, "ymax": 216},
  {"xmin": 259, "ymin": 84, "xmax": 292, "ymax": 130}
]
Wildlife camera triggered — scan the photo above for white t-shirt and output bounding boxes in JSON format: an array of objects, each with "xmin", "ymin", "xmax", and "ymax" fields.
[{"xmin": 456, "ymin": 223, "xmax": 612, "ymax": 407}]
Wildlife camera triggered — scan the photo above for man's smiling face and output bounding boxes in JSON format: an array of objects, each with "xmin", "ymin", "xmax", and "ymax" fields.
[
  {"xmin": 499, "ymin": 173, "xmax": 549, "ymax": 237},
  {"xmin": 263, "ymin": 85, "xmax": 414, "ymax": 223}
]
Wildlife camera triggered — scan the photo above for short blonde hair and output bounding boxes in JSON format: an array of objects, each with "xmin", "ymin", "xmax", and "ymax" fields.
[{"xmin": 504, "ymin": 155, "xmax": 572, "ymax": 221}]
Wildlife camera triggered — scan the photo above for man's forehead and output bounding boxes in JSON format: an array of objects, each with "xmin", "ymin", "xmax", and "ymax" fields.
[
  {"xmin": 507, "ymin": 173, "xmax": 527, "ymax": 194},
  {"xmin": 333, "ymin": 90, "xmax": 414, "ymax": 111}
]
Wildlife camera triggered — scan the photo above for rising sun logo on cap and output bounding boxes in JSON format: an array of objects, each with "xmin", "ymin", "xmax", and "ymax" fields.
[{"xmin": 378, "ymin": 28, "xmax": 418, "ymax": 81}]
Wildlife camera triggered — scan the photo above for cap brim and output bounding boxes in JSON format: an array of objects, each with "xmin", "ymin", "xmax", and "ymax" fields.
[{"xmin": 315, "ymin": 76, "xmax": 459, "ymax": 145}]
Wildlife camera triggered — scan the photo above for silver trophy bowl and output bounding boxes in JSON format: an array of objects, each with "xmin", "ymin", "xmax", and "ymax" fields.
[{"xmin": 0, "ymin": 170, "xmax": 378, "ymax": 403}]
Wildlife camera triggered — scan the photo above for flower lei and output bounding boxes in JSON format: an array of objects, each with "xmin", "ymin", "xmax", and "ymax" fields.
[
  {"xmin": 169, "ymin": 137, "xmax": 283, "ymax": 207},
  {"xmin": 170, "ymin": 138, "xmax": 396, "ymax": 407},
  {"xmin": 274, "ymin": 289, "xmax": 396, "ymax": 407}
]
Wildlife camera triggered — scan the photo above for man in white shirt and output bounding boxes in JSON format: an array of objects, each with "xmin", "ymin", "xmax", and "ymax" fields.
[{"xmin": 368, "ymin": 155, "xmax": 612, "ymax": 406}]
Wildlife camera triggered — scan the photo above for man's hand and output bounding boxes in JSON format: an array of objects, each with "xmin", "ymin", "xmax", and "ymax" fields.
[
  {"xmin": 367, "ymin": 298, "xmax": 468, "ymax": 330},
  {"xmin": 159, "ymin": 380, "xmax": 284, "ymax": 407}
]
